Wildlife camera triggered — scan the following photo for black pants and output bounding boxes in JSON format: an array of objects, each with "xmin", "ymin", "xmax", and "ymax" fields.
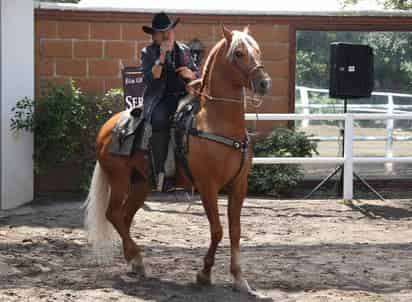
[
  {"xmin": 150, "ymin": 94, "xmax": 179, "ymax": 174},
  {"xmin": 151, "ymin": 94, "xmax": 179, "ymax": 131}
]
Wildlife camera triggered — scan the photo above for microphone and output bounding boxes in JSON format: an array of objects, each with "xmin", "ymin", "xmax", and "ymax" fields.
[
  {"xmin": 165, "ymin": 51, "xmax": 172, "ymax": 66},
  {"xmin": 165, "ymin": 50, "xmax": 176, "ymax": 70}
]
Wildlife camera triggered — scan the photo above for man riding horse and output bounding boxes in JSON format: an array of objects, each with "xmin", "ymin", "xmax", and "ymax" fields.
[
  {"xmin": 85, "ymin": 14, "xmax": 272, "ymax": 296},
  {"xmin": 141, "ymin": 12, "xmax": 199, "ymax": 191}
]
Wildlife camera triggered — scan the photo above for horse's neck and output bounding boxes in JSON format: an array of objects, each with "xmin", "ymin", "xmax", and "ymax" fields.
[{"xmin": 199, "ymin": 65, "xmax": 246, "ymax": 139}]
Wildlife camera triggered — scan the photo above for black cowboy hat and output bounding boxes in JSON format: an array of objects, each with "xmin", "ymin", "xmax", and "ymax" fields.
[{"xmin": 142, "ymin": 12, "xmax": 180, "ymax": 35}]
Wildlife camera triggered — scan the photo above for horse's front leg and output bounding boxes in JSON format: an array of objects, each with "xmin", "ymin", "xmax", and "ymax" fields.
[
  {"xmin": 227, "ymin": 174, "xmax": 259, "ymax": 296},
  {"xmin": 196, "ymin": 183, "xmax": 223, "ymax": 285}
]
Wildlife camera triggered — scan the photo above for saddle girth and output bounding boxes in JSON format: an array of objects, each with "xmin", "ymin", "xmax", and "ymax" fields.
[{"xmin": 173, "ymin": 98, "xmax": 250, "ymax": 187}]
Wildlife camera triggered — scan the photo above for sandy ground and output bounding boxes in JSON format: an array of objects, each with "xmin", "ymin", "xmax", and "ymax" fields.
[{"xmin": 1, "ymin": 194, "xmax": 412, "ymax": 301}]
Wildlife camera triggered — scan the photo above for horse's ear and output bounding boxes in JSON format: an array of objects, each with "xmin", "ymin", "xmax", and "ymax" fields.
[
  {"xmin": 221, "ymin": 24, "xmax": 232, "ymax": 41},
  {"xmin": 243, "ymin": 25, "xmax": 250, "ymax": 34}
]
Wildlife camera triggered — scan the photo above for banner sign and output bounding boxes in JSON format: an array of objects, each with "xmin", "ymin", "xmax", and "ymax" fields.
[{"xmin": 122, "ymin": 67, "xmax": 146, "ymax": 110}]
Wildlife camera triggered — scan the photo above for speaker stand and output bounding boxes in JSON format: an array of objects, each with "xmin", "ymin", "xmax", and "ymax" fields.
[{"xmin": 304, "ymin": 98, "xmax": 385, "ymax": 201}]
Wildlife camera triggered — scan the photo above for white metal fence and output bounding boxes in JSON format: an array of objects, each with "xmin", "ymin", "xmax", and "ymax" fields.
[
  {"xmin": 295, "ymin": 86, "xmax": 412, "ymax": 160},
  {"xmin": 245, "ymin": 113, "xmax": 412, "ymax": 201}
]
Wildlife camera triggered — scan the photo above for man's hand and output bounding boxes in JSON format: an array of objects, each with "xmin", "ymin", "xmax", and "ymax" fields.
[
  {"xmin": 153, "ymin": 42, "xmax": 172, "ymax": 79},
  {"xmin": 176, "ymin": 66, "xmax": 197, "ymax": 81}
]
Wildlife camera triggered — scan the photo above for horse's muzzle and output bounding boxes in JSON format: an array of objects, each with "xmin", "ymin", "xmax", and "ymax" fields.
[{"xmin": 251, "ymin": 73, "xmax": 272, "ymax": 96}]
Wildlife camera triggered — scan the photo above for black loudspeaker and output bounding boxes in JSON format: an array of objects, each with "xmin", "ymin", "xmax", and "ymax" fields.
[{"xmin": 329, "ymin": 43, "xmax": 374, "ymax": 99}]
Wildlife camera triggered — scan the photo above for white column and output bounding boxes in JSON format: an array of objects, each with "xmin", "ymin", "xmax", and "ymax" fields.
[
  {"xmin": 0, "ymin": 0, "xmax": 34, "ymax": 209},
  {"xmin": 300, "ymin": 87, "xmax": 310, "ymax": 128},
  {"xmin": 343, "ymin": 114, "xmax": 354, "ymax": 201},
  {"xmin": 385, "ymin": 94, "xmax": 394, "ymax": 173}
]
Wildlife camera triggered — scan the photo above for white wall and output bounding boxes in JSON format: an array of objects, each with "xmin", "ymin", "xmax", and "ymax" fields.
[{"xmin": 0, "ymin": 0, "xmax": 34, "ymax": 210}]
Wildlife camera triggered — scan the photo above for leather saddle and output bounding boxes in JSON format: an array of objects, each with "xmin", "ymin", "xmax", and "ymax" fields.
[
  {"xmin": 108, "ymin": 104, "xmax": 150, "ymax": 157},
  {"xmin": 108, "ymin": 80, "xmax": 203, "ymax": 190}
]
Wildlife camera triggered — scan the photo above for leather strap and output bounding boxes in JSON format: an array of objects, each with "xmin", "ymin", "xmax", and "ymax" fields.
[
  {"xmin": 189, "ymin": 128, "xmax": 249, "ymax": 153},
  {"xmin": 174, "ymin": 99, "xmax": 249, "ymax": 188},
  {"xmin": 188, "ymin": 128, "xmax": 249, "ymax": 187}
]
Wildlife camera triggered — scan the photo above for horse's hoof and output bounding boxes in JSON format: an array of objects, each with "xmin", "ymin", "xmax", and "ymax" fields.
[
  {"xmin": 233, "ymin": 278, "xmax": 268, "ymax": 299},
  {"xmin": 131, "ymin": 264, "xmax": 146, "ymax": 278},
  {"xmin": 129, "ymin": 258, "xmax": 146, "ymax": 279},
  {"xmin": 233, "ymin": 278, "xmax": 252, "ymax": 292},
  {"xmin": 196, "ymin": 271, "xmax": 212, "ymax": 286}
]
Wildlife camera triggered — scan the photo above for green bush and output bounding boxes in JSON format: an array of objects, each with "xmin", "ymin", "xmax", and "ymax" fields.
[
  {"xmin": 10, "ymin": 80, "xmax": 123, "ymax": 191},
  {"xmin": 248, "ymin": 128, "xmax": 318, "ymax": 196}
]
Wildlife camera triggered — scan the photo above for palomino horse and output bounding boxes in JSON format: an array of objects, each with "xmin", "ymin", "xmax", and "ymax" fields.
[{"xmin": 84, "ymin": 25, "xmax": 271, "ymax": 294}]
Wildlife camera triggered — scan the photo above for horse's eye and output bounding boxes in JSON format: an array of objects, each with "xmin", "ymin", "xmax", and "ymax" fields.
[{"xmin": 235, "ymin": 50, "xmax": 244, "ymax": 58}]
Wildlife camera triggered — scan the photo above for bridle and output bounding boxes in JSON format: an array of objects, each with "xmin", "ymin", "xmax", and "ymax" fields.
[{"xmin": 188, "ymin": 48, "xmax": 266, "ymax": 108}]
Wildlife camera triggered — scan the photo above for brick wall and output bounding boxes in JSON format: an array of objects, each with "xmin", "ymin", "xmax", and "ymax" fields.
[
  {"xmin": 35, "ymin": 11, "xmax": 291, "ymax": 114},
  {"xmin": 36, "ymin": 20, "xmax": 147, "ymax": 95},
  {"xmin": 34, "ymin": 9, "xmax": 292, "ymax": 193}
]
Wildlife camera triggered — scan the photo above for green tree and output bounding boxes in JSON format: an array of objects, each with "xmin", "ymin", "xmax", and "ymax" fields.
[
  {"xmin": 363, "ymin": 32, "xmax": 412, "ymax": 91},
  {"xmin": 296, "ymin": 31, "xmax": 363, "ymax": 89},
  {"xmin": 341, "ymin": 0, "xmax": 412, "ymax": 9},
  {"xmin": 296, "ymin": 30, "xmax": 412, "ymax": 93}
]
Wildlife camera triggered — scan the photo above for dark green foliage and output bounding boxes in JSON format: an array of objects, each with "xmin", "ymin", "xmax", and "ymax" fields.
[
  {"xmin": 248, "ymin": 129, "xmax": 318, "ymax": 196},
  {"xmin": 341, "ymin": 0, "xmax": 412, "ymax": 10},
  {"xmin": 383, "ymin": 0, "xmax": 412, "ymax": 9},
  {"xmin": 296, "ymin": 49, "xmax": 329, "ymax": 89},
  {"xmin": 10, "ymin": 80, "xmax": 123, "ymax": 191}
]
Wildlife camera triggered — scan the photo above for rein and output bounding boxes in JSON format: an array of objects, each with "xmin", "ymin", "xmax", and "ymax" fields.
[{"xmin": 188, "ymin": 86, "xmax": 264, "ymax": 108}]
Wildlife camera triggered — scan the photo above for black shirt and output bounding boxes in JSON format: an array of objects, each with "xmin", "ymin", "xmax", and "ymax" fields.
[{"xmin": 162, "ymin": 43, "xmax": 186, "ymax": 95}]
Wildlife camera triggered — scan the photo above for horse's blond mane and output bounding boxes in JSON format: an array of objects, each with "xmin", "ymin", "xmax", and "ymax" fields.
[
  {"xmin": 227, "ymin": 30, "xmax": 259, "ymax": 62},
  {"xmin": 200, "ymin": 30, "xmax": 259, "ymax": 93},
  {"xmin": 200, "ymin": 39, "xmax": 226, "ymax": 92}
]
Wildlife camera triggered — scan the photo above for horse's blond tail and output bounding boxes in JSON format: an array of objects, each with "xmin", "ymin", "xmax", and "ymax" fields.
[{"xmin": 83, "ymin": 162, "xmax": 118, "ymax": 261}]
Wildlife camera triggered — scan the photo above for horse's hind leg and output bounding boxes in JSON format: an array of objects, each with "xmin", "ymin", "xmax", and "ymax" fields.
[
  {"xmin": 121, "ymin": 178, "xmax": 150, "ymax": 274},
  {"xmin": 123, "ymin": 178, "xmax": 150, "ymax": 231},
  {"xmin": 196, "ymin": 183, "xmax": 223, "ymax": 285},
  {"xmin": 105, "ymin": 172, "xmax": 146, "ymax": 275}
]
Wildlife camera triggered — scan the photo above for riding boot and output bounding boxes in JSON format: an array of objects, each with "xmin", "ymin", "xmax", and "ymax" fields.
[{"xmin": 151, "ymin": 130, "xmax": 170, "ymax": 191}]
